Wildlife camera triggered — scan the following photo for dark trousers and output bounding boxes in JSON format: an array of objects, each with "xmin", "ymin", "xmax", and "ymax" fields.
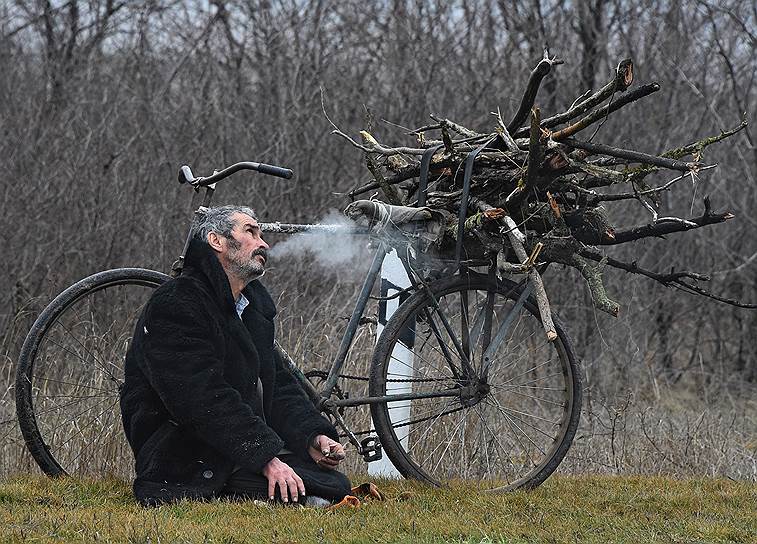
[{"xmin": 221, "ymin": 454, "xmax": 352, "ymax": 503}]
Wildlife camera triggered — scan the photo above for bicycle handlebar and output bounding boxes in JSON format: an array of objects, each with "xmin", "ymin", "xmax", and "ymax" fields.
[{"xmin": 178, "ymin": 161, "xmax": 294, "ymax": 186}]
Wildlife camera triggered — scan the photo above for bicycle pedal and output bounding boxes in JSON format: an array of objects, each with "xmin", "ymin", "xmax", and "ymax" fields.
[{"xmin": 360, "ymin": 436, "xmax": 382, "ymax": 462}]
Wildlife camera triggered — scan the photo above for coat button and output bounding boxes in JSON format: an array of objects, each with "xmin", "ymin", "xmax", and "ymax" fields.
[{"xmin": 202, "ymin": 470, "xmax": 214, "ymax": 479}]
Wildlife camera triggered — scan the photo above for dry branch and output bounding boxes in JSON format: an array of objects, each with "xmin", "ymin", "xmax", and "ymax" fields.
[
  {"xmin": 550, "ymin": 83, "xmax": 661, "ymax": 140},
  {"xmin": 560, "ymin": 137, "xmax": 704, "ymax": 172},
  {"xmin": 507, "ymin": 50, "xmax": 564, "ymax": 133},
  {"xmin": 602, "ymin": 197, "xmax": 734, "ymax": 245},
  {"xmin": 519, "ymin": 58, "xmax": 634, "ymax": 137},
  {"xmin": 501, "ymin": 215, "xmax": 558, "ymax": 340}
]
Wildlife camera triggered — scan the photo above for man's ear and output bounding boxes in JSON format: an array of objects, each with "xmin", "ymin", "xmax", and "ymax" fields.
[{"xmin": 207, "ymin": 232, "xmax": 224, "ymax": 253}]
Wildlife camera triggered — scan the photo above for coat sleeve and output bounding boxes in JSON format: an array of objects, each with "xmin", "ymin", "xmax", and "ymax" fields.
[
  {"xmin": 139, "ymin": 288, "xmax": 284, "ymax": 472},
  {"xmin": 267, "ymin": 349, "xmax": 340, "ymax": 459}
]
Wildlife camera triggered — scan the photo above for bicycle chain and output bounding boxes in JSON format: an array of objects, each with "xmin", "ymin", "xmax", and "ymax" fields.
[{"xmin": 335, "ymin": 373, "xmax": 450, "ymax": 384}]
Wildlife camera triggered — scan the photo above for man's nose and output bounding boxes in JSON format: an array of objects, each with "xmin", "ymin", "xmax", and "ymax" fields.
[{"xmin": 259, "ymin": 238, "xmax": 270, "ymax": 250}]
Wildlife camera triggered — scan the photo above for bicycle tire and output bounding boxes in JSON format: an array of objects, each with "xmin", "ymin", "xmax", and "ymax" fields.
[
  {"xmin": 15, "ymin": 268, "xmax": 169, "ymax": 478},
  {"xmin": 369, "ymin": 273, "xmax": 581, "ymax": 491}
]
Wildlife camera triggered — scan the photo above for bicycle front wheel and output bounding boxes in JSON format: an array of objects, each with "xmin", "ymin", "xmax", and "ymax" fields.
[
  {"xmin": 15, "ymin": 268, "xmax": 169, "ymax": 478},
  {"xmin": 369, "ymin": 273, "xmax": 581, "ymax": 491}
]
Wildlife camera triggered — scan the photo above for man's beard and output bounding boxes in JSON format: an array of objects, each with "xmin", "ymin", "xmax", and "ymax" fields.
[{"xmin": 227, "ymin": 242, "xmax": 267, "ymax": 283}]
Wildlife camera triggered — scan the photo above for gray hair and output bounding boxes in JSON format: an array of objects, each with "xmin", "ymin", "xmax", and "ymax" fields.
[{"xmin": 191, "ymin": 205, "xmax": 258, "ymax": 242}]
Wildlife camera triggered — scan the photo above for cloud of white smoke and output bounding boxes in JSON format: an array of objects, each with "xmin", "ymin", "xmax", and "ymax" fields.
[{"xmin": 267, "ymin": 210, "xmax": 369, "ymax": 269}]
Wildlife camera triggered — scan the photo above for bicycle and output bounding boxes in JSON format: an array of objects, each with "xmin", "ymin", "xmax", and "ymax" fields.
[{"xmin": 16, "ymin": 160, "xmax": 582, "ymax": 492}]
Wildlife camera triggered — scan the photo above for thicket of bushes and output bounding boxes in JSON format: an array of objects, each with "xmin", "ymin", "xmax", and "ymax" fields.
[{"xmin": 1, "ymin": 0, "xmax": 754, "ymax": 477}]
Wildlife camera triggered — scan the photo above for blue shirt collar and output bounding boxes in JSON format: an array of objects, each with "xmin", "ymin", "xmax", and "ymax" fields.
[{"xmin": 235, "ymin": 293, "xmax": 250, "ymax": 319}]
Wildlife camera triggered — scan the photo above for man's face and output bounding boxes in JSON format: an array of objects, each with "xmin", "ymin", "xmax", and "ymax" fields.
[{"xmin": 220, "ymin": 213, "xmax": 269, "ymax": 282}]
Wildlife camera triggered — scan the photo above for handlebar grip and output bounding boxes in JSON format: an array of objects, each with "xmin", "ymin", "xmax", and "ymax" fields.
[
  {"xmin": 178, "ymin": 165, "xmax": 195, "ymax": 184},
  {"xmin": 256, "ymin": 163, "xmax": 294, "ymax": 179}
]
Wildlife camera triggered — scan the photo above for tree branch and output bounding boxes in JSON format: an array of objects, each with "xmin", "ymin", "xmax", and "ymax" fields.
[
  {"xmin": 550, "ymin": 83, "xmax": 660, "ymax": 140},
  {"xmin": 580, "ymin": 249, "xmax": 757, "ymax": 309},
  {"xmin": 506, "ymin": 50, "xmax": 563, "ymax": 133},
  {"xmin": 560, "ymin": 137, "xmax": 704, "ymax": 172},
  {"xmin": 428, "ymin": 115, "xmax": 485, "ymax": 138},
  {"xmin": 598, "ymin": 197, "xmax": 734, "ymax": 245}
]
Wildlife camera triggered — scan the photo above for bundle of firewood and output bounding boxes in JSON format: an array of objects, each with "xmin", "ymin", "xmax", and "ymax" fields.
[{"xmin": 330, "ymin": 52, "xmax": 752, "ymax": 317}]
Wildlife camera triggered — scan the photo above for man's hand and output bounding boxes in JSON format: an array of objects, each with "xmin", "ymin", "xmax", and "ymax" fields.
[
  {"xmin": 309, "ymin": 434, "xmax": 345, "ymax": 469},
  {"xmin": 261, "ymin": 457, "xmax": 305, "ymax": 503}
]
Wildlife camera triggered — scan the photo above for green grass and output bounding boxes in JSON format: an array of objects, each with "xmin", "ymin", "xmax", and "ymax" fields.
[{"xmin": 0, "ymin": 475, "xmax": 754, "ymax": 543}]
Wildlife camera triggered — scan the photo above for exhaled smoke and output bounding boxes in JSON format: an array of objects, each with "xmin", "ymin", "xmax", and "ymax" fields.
[{"xmin": 267, "ymin": 210, "xmax": 368, "ymax": 268}]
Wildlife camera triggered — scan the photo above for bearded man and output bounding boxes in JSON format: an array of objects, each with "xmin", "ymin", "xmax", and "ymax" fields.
[{"xmin": 120, "ymin": 205, "xmax": 350, "ymax": 507}]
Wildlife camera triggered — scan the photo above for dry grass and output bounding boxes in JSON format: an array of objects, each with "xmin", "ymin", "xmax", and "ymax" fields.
[{"xmin": 0, "ymin": 475, "xmax": 754, "ymax": 543}]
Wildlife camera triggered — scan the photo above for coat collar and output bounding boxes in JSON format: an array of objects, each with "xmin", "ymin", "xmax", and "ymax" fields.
[{"xmin": 183, "ymin": 238, "xmax": 276, "ymax": 320}]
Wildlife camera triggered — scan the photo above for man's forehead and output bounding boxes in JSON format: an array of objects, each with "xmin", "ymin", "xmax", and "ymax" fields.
[{"xmin": 231, "ymin": 212, "xmax": 258, "ymax": 227}]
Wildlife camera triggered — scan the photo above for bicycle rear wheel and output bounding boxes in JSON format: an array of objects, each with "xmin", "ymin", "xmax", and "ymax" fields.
[
  {"xmin": 369, "ymin": 273, "xmax": 581, "ymax": 491},
  {"xmin": 15, "ymin": 268, "xmax": 169, "ymax": 478}
]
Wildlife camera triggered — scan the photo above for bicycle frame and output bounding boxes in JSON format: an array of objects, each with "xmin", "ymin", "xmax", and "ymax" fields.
[{"xmin": 288, "ymin": 245, "xmax": 467, "ymax": 404}]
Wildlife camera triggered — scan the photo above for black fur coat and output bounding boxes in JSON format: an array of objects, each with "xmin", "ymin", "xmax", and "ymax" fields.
[{"xmin": 120, "ymin": 238, "xmax": 337, "ymax": 505}]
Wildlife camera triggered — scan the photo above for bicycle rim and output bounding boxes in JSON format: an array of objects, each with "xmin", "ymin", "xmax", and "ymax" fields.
[
  {"xmin": 369, "ymin": 273, "xmax": 581, "ymax": 491},
  {"xmin": 15, "ymin": 268, "xmax": 168, "ymax": 478}
]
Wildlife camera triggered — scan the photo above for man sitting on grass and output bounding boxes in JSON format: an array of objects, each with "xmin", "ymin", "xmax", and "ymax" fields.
[{"xmin": 120, "ymin": 205, "xmax": 350, "ymax": 507}]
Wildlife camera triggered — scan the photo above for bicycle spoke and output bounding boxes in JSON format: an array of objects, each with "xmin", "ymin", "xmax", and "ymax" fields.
[
  {"xmin": 418, "ymin": 334, "xmax": 466, "ymax": 378},
  {"xmin": 51, "ymin": 397, "xmax": 119, "ymax": 456},
  {"xmin": 60, "ymin": 398, "xmax": 121, "ymax": 459},
  {"xmin": 389, "ymin": 404, "xmax": 466, "ymax": 430},
  {"xmin": 497, "ymin": 371, "xmax": 565, "ymax": 391},
  {"xmin": 31, "ymin": 396, "xmax": 103, "ymax": 420},
  {"xmin": 388, "ymin": 347, "xmax": 451, "ymax": 381},
  {"xmin": 470, "ymin": 403, "xmax": 494, "ymax": 479},
  {"xmin": 504, "ymin": 384, "xmax": 567, "ymax": 392},
  {"xmin": 402, "ymin": 397, "xmax": 458, "ymax": 445},
  {"xmin": 30, "ymin": 375, "xmax": 113, "ymax": 394},
  {"xmin": 496, "ymin": 359, "xmax": 556, "ymax": 386},
  {"xmin": 483, "ymin": 327, "xmax": 542, "ymax": 376},
  {"xmin": 486, "ymin": 401, "xmax": 559, "ymax": 441},
  {"xmin": 385, "ymin": 372, "xmax": 449, "ymax": 383},
  {"xmin": 504, "ymin": 388, "xmax": 566, "ymax": 407},
  {"xmin": 497, "ymin": 405, "xmax": 561, "ymax": 426},
  {"xmin": 417, "ymin": 309, "xmax": 465, "ymax": 378},
  {"xmin": 424, "ymin": 299, "xmax": 471, "ymax": 371},
  {"xmin": 37, "ymin": 392, "xmax": 112, "ymax": 400},
  {"xmin": 471, "ymin": 403, "xmax": 517, "ymax": 482},
  {"xmin": 487, "ymin": 395, "xmax": 546, "ymax": 457},
  {"xmin": 41, "ymin": 335, "xmax": 118, "ymax": 382},
  {"xmin": 54, "ymin": 318, "xmax": 123, "ymax": 377},
  {"xmin": 426, "ymin": 408, "xmax": 473, "ymax": 473}
]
